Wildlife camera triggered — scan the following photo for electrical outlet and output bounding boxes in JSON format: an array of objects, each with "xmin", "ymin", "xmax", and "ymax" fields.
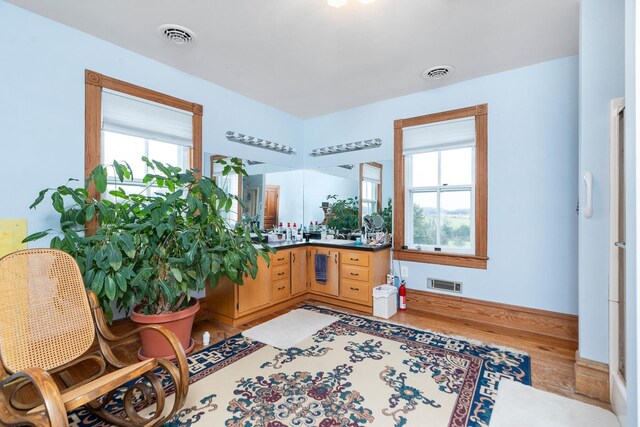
[{"xmin": 401, "ymin": 266, "xmax": 409, "ymax": 278}]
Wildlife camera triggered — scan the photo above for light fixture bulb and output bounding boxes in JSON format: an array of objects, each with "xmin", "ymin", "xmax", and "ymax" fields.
[
  {"xmin": 359, "ymin": 0, "xmax": 375, "ymax": 3},
  {"xmin": 328, "ymin": 0, "xmax": 347, "ymax": 7}
]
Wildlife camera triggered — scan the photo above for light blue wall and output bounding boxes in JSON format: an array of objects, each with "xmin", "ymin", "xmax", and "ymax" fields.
[
  {"xmin": 578, "ymin": 0, "xmax": 626, "ymax": 364},
  {"xmin": 1, "ymin": 2, "xmax": 582, "ymax": 318},
  {"xmin": 305, "ymin": 57, "xmax": 580, "ymax": 315},
  {"xmin": 0, "ymin": 1, "xmax": 304, "ymax": 242},
  {"xmin": 624, "ymin": 0, "xmax": 637, "ymax": 424}
]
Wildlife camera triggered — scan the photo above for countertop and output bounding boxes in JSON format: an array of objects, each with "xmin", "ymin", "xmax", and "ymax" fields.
[{"xmin": 255, "ymin": 239, "xmax": 391, "ymax": 252}]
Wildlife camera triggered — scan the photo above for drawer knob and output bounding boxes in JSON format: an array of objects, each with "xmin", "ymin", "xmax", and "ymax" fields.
[
  {"xmin": 278, "ymin": 286, "xmax": 285, "ymax": 291},
  {"xmin": 350, "ymin": 272, "xmax": 359, "ymax": 276},
  {"xmin": 350, "ymin": 287, "xmax": 360, "ymax": 291},
  {"xmin": 278, "ymin": 272, "xmax": 285, "ymax": 276},
  {"xmin": 277, "ymin": 257, "xmax": 285, "ymax": 261},
  {"xmin": 350, "ymin": 257, "xmax": 359, "ymax": 261}
]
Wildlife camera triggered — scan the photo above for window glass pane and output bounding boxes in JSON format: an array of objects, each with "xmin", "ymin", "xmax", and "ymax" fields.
[
  {"xmin": 103, "ymin": 131, "xmax": 146, "ymax": 179},
  {"xmin": 440, "ymin": 190, "xmax": 471, "ymax": 248},
  {"xmin": 411, "ymin": 152, "xmax": 438, "ymax": 187},
  {"xmin": 412, "ymin": 192, "xmax": 437, "ymax": 245},
  {"xmin": 148, "ymin": 140, "xmax": 188, "ymax": 170},
  {"xmin": 362, "ymin": 202, "xmax": 375, "ymax": 219},
  {"xmin": 441, "ymin": 147, "xmax": 473, "ymax": 186}
]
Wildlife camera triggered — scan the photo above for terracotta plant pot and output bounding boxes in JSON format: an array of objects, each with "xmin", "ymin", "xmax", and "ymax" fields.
[{"xmin": 131, "ymin": 299, "xmax": 200, "ymax": 360}]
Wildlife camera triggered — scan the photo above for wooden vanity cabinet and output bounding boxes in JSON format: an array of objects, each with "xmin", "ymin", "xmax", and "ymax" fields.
[
  {"xmin": 206, "ymin": 245, "xmax": 390, "ymax": 326},
  {"xmin": 309, "ymin": 247, "xmax": 340, "ymax": 296},
  {"xmin": 206, "ymin": 255, "xmax": 272, "ymax": 324},
  {"xmin": 238, "ymin": 256, "xmax": 271, "ymax": 313},
  {"xmin": 270, "ymin": 250, "xmax": 291, "ymax": 302},
  {"xmin": 290, "ymin": 247, "xmax": 308, "ymax": 295}
]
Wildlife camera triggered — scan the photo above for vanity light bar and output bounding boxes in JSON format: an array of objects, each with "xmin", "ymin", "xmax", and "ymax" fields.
[
  {"xmin": 310, "ymin": 138, "xmax": 382, "ymax": 157},
  {"xmin": 225, "ymin": 131, "xmax": 296, "ymax": 155}
]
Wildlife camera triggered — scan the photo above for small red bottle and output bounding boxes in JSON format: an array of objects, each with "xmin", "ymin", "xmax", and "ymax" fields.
[{"xmin": 398, "ymin": 280, "xmax": 407, "ymax": 311}]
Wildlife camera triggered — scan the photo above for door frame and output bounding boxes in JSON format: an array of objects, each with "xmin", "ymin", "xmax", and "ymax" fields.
[{"xmin": 608, "ymin": 96, "xmax": 626, "ymax": 424}]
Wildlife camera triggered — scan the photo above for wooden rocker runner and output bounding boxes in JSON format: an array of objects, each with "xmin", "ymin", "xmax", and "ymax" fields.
[{"xmin": 0, "ymin": 249, "xmax": 189, "ymax": 426}]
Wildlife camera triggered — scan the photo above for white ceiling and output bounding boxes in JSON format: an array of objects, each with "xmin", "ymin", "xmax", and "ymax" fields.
[{"xmin": 8, "ymin": 0, "xmax": 579, "ymax": 118}]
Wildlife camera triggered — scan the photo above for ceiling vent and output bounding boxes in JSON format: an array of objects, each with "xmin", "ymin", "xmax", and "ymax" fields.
[
  {"xmin": 422, "ymin": 65, "xmax": 455, "ymax": 81},
  {"xmin": 157, "ymin": 24, "xmax": 197, "ymax": 46}
]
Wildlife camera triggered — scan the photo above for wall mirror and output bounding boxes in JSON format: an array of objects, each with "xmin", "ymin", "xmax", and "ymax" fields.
[
  {"xmin": 302, "ymin": 159, "xmax": 393, "ymax": 235},
  {"xmin": 204, "ymin": 153, "xmax": 393, "ymax": 239},
  {"xmin": 204, "ymin": 154, "xmax": 302, "ymax": 230}
]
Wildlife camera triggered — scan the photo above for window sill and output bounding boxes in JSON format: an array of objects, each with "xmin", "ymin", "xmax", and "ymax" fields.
[{"xmin": 393, "ymin": 248, "xmax": 488, "ymax": 269}]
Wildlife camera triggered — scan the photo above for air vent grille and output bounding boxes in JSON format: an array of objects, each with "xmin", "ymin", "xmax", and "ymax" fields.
[
  {"xmin": 428, "ymin": 277, "xmax": 462, "ymax": 293},
  {"xmin": 422, "ymin": 65, "xmax": 455, "ymax": 81},
  {"xmin": 157, "ymin": 24, "xmax": 197, "ymax": 46}
]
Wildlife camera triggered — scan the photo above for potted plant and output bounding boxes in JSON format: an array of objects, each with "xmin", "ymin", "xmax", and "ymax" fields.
[
  {"xmin": 25, "ymin": 157, "xmax": 272, "ymax": 358},
  {"xmin": 325, "ymin": 194, "xmax": 360, "ymax": 231}
]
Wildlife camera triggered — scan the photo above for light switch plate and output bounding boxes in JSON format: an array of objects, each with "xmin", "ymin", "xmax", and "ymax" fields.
[{"xmin": 401, "ymin": 266, "xmax": 409, "ymax": 278}]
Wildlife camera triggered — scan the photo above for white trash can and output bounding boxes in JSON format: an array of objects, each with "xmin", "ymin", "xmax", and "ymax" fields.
[{"xmin": 373, "ymin": 284, "xmax": 398, "ymax": 319}]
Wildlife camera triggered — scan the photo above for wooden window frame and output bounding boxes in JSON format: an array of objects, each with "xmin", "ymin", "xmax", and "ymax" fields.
[
  {"xmin": 393, "ymin": 104, "xmax": 488, "ymax": 269},
  {"xmin": 85, "ymin": 69, "xmax": 203, "ymax": 204}
]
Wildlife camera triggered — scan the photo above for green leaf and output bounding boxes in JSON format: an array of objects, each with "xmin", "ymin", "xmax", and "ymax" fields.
[
  {"xmin": 22, "ymin": 230, "xmax": 51, "ymax": 243},
  {"xmin": 113, "ymin": 160, "xmax": 124, "ymax": 182},
  {"xmin": 51, "ymin": 192, "xmax": 64, "ymax": 213},
  {"xmin": 92, "ymin": 270, "xmax": 105, "ymax": 294},
  {"xmin": 106, "ymin": 242, "xmax": 122, "ymax": 271},
  {"xmin": 93, "ymin": 165, "xmax": 108, "ymax": 193},
  {"xmin": 118, "ymin": 233, "xmax": 136, "ymax": 258},
  {"xmin": 170, "ymin": 267, "xmax": 183, "ymax": 283},
  {"xmin": 29, "ymin": 189, "xmax": 49, "ymax": 209},
  {"xmin": 115, "ymin": 272, "xmax": 127, "ymax": 292},
  {"xmin": 85, "ymin": 204, "xmax": 96, "ymax": 222},
  {"xmin": 105, "ymin": 275, "xmax": 116, "ymax": 300},
  {"xmin": 158, "ymin": 280, "xmax": 174, "ymax": 303}
]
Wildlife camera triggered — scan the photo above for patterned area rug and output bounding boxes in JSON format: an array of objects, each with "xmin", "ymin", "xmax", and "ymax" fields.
[{"xmin": 69, "ymin": 305, "xmax": 531, "ymax": 427}]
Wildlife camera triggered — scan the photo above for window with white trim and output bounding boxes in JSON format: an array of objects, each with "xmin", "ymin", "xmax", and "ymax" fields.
[
  {"xmin": 403, "ymin": 117, "xmax": 476, "ymax": 254},
  {"xmin": 405, "ymin": 146, "xmax": 475, "ymax": 253},
  {"xmin": 360, "ymin": 163, "xmax": 382, "ymax": 220},
  {"xmin": 101, "ymin": 89, "xmax": 193, "ymax": 198}
]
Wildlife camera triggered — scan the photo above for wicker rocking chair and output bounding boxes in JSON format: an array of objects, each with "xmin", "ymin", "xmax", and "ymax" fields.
[{"xmin": 0, "ymin": 249, "xmax": 189, "ymax": 426}]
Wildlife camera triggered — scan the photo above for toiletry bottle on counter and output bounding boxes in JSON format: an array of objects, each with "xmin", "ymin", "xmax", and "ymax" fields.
[
  {"xmin": 286, "ymin": 223, "xmax": 292, "ymax": 241},
  {"xmin": 279, "ymin": 222, "xmax": 283, "ymax": 233}
]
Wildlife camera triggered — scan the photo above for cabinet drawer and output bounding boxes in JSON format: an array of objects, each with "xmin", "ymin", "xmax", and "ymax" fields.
[
  {"xmin": 341, "ymin": 264, "xmax": 369, "ymax": 282},
  {"xmin": 342, "ymin": 251, "xmax": 369, "ymax": 267},
  {"xmin": 340, "ymin": 279, "xmax": 370, "ymax": 304},
  {"xmin": 271, "ymin": 264, "xmax": 290, "ymax": 281},
  {"xmin": 271, "ymin": 278, "xmax": 290, "ymax": 302},
  {"xmin": 271, "ymin": 252, "xmax": 289, "ymax": 266}
]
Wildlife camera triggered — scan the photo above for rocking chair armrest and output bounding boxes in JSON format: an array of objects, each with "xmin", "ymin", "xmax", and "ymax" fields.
[
  {"xmin": 103, "ymin": 324, "xmax": 188, "ymax": 373},
  {"xmin": 1, "ymin": 368, "xmax": 68, "ymax": 427}
]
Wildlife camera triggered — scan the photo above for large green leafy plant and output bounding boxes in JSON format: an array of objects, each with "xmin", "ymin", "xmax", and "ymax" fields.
[{"xmin": 25, "ymin": 157, "xmax": 272, "ymax": 321}]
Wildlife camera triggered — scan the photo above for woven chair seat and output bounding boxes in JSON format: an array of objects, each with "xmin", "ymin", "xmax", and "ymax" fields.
[{"xmin": 28, "ymin": 359, "xmax": 158, "ymax": 414}]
